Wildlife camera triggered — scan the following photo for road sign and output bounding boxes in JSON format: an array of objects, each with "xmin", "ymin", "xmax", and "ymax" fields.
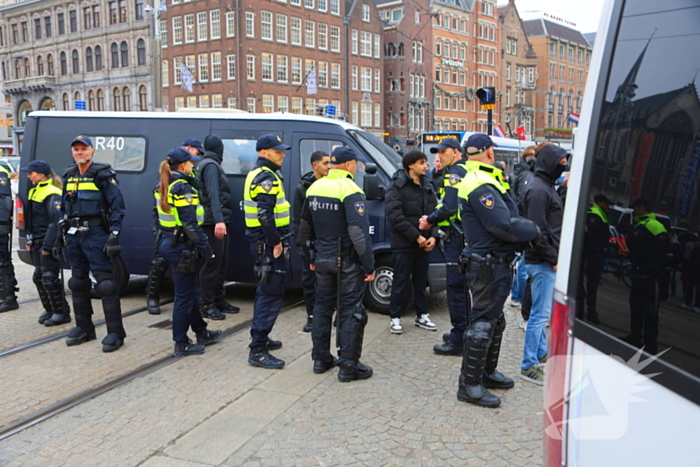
[{"xmin": 480, "ymin": 104, "xmax": 495, "ymax": 110}]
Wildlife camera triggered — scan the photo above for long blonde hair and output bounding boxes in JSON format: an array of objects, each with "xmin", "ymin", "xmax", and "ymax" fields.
[
  {"xmin": 48, "ymin": 169, "xmax": 63, "ymax": 189},
  {"xmin": 156, "ymin": 159, "xmax": 187, "ymax": 213}
]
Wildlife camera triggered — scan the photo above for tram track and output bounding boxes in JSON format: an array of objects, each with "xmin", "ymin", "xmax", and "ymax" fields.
[{"xmin": 0, "ymin": 298, "xmax": 305, "ymax": 441}]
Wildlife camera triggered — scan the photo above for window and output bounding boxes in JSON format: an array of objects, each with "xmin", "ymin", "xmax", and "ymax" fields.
[
  {"xmin": 136, "ymin": 39, "xmax": 146, "ymax": 65},
  {"xmin": 113, "ymin": 87, "xmax": 121, "ymax": 111},
  {"xmin": 11, "ymin": 24, "xmax": 17, "ymax": 44},
  {"xmin": 123, "ymin": 86, "xmax": 131, "ymax": 111},
  {"xmin": 261, "ymin": 53, "xmax": 273, "ymax": 81},
  {"xmin": 415, "ymin": 10, "xmax": 420, "ymax": 23},
  {"xmin": 174, "ymin": 57, "xmax": 183, "ymax": 83},
  {"xmin": 162, "ymin": 59, "xmax": 169, "ymax": 87},
  {"xmin": 277, "ymin": 14, "xmax": 287, "ymax": 43},
  {"xmin": 198, "ymin": 53, "xmax": 209, "ymax": 81},
  {"xmin": 134, "ymin": 0, "xmax": 143, "ymax": 20},
  {"xmin": 37, "ymin": 55, "xmax": 44, "ymax": 75},
  {"xmin": 291, "ymin": 18, "xmax": 301, "ymax": 45},
  {"xmin": 47, "ymin": 54, "xmax": 54, "ymax": 75},
  {"xmin": 120, "ymin": 41, "xmax": 129, "ymax": 67},
  {"xmin": 352, "ymin": 29, "xmax": 358, "ymax": 54},
  {"xmin": 362, "ymin": 4, "xmax": 370, "ymax": 21},
  {"xmin": 246, "ymin": 12, "xmax": 254, "ymax": 37},
  {"xmin": 262, "ymin": 94, "xmax": 273, "ymax": 113},
  {"xmin": 305, "ymin": 20, "xmax": 314, "ymax": 48},
  {"xmin": 88, "ymin": 90, "xmax": 95, "ymax": 110},
  {"xmin": 109, "ymin": 1, "xmax": 118, "ymax": 24},
  {"xmin": 374, "ymin": 68, "xmax": 380, "ymax": 93},
  {"xmin": 111, "ymin": 43, "xmax": 120, "ymax": 68},
  {"xmin": 360, "ymin": 67, "xmax": 371, "ymax": 92},
  {"xmin": 318, "ymin": 23, "xmax": 327, "ymax": 49},
  {"xmin": 175, "ymin": 97, "xmax": 185, "ymax": 110},
  {"xmin": 361, "ymin": 103, "xmax": 372, "ymax": 127},
  {"xmin": 352, "ymin": 102, "xmax": 358, "ymax": 125},
  {"xmin": 331, "ymin": 63, "xmax": 340, "ymax": 88},
  {"xmin": 226, "ymin": 11, "xmax": 235, "ymax": 37},
  {"xmin": 212, "ymin": 94, "xmax": 223, "ymax": 108},
  {"xmin": 185, "ymin": 14, "xmax": 194, "ymax": 42},
  {"xmin": 360, "ymin": 31, "xmax": 371, "ymax": 56},
  {"xmin": 210, "ymin": 10, "xmax": 220, "ymax": 39},
  {"xmin": 197, "ymin": 12, "xmax": 207, "ymax": 41},
  {"xmin": 277, "ymin": 95, "xmax": 288, "ymax": 112},
  {"xmin": 227, "ymin": 97, "xmax": 237, "ymax": 109},
  {"xmin": 292, "ymin": 97, "xmax": 302, "ymax": 114},
  {"xmin": 93, "ymin": 5, "xmax": 100, "ymax": 27},
  {"xmin": 277, "ymin": 55, "xmax": 287, "ymax": 82},
  {"xmin": 261, "ymin": 11, "xmax": 272, "ymax": 40},
  {"xmin": 330, "ymin": 26, "xmax": 340, "ymax": 52},
  {"xmin": 246, "ymin": 55, "xmax": 255, "ymax": 79},
  {"xmin": 62, "ymin": 93, "xmax": 69, "ymax": 110},
  {"xmin": 138, "ymin": 85, "xmax": 147, "ymax": 110},
  {"xmin": 210, "ymin": 52, "xmax": 221, "ymax": 80},
  {"xmin": 199, "ymin": 95, "xmax": 209, "ymax": 108},
  {"xmin": 160, "ymin": 20, "xmax": 167, "ymax": 45},
  {"xmin": 318, "ymin": 62, "xmax": 327, "ymax": 87},
  {"xmin": 60, "ymin": 51, "xmax": 68, "ymax": 75},
  {"xmin": 305, "ymin": 98, "xmax": 315, "ymax": 115},
  {"xmin": 173, "ymin": 17, "xmax": 182, "ymax": 44},
  {"xmin": 24, "ymin": 58, "xmax": 30, "ymax": 77},
  {"xmin": 86, "ymin": 47, "xmax": 93, "ymax": 72},
  {"xmin": 94, "ymin": 46, "xmax": 103, "ymax": 70},
  {"xmin": 226, "ymin": 54, "xmax": 236, "ymax": 79},
  {"xmin": 352, "ymin": 65, "xmax": 358, "ymax": 90},
  {"xmin": 304, "ymin": 0, "xmax": 314, "ymax": 9},
  {"xmin": 291, "ymin": 57, "xmax": 301, "ymax": 84},
  {"xmin": 291, "ymin": 0, "xmax": 300, "ymax": 6},
  {"xmin": 69, "ymin": 11, "xmax": 78, "ymax": 32},
  {"xmin": 374, "ymin": 34, "xmax": 380, "ymax": 58},
  {"xmin": 247, "ymin": 97, "xmax": 256, "ymax": 113},
  {"xmin": 391, "ymin": 8, "xmax": 402, "ymax": 22},
  {"xmin": 35, "ymin": 18, "xmax": 42, "ymax": 39},
  {"xmin": 58, "ymin": 13, "xmax": 65, "ymax": 34},
  {"xmin": 330, "ymin": 0, "xmax": 339, "ymax": 15},
  {"xmin": 119, "ymin": 0, "xmax": 127, "ymax": 23},
  {"xmin": 529, "ymin": 67, "xmax": 535, "ymax": 83},
  {"xmin": 45, "ymin": 16, "xmax": 52, "ymax": 38}
]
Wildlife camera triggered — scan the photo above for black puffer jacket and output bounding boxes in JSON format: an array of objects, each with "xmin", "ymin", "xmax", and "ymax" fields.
[
  {"xmin": 197, "ymin": 134, "xmax": 234, "ymax": 225},
  {"xmin": 385, "ymin": 169, "xmax": 439, "ymax": 249},
  {"xmin": 293, "ymin": 171, "xmax": 317, "ymax": 239},
  {"xmin": 510, "ymin": 158, "xmax": 536, "ymax": 205}
]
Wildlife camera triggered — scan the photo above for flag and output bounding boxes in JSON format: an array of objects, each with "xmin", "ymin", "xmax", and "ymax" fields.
[
  {"xmin": 568, "ymin": 112, "xmax": 580, "ymax": 125},
  {"xmin": 493, "ymin": 125, "xmax": 506, "ymax": 138},
  {"xmin": 515, "ymin": 126, "xmax": 527, "ymax": 140},
  {"xmin": 306, "ymin": 68, "xmax": 317, "ymax": 95},
  {"xmin": 181, "ymin": 63, "xmax": 193, "ymax": 93}
]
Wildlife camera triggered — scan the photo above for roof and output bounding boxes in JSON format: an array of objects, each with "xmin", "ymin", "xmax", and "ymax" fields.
[
  {"xmin": 523, "ymin": 18, "xmax": 590, "ymax": 48},
  {"xmin": 583, "ymin": 32, "xmax": 596, "ymax": 47},
  {"xmin": 433, "ymin": 0, "xmax": 475, "ymax": 11},
  {"xmin": 633, "ymin": 85, "xmax": 696, "ymax": 119}
]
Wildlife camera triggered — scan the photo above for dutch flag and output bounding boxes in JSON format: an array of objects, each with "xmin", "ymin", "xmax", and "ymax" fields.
[
  {"xmin": 493, "ymin": 125, "xmax": 506, "ymax": 138},
  {"xmin": 568, "ymin": 112, "xmax": 580, "ymax": 125}
]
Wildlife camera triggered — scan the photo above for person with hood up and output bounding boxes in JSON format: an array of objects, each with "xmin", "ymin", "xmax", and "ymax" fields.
[
  {"xmin": 197, "ymin": 134, "xmax": 239, "ymax": 320},
  {"xmin": 385, "ymin": 150, "xmax": 439, "ymax": 334},
  {"xmin": 520, "ymin": 144, "xmax": 569, "ymax": 386}
]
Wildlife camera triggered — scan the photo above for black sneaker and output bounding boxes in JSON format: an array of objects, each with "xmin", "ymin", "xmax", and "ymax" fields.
[
  {"xmin": 66, "ymin": 327, "xmax": 97, "ymax": 346},
  {"xmin": 196, "ymin": 329, "xmax": 223, "ymax": 346},
  {"xmin": 313, "ymin": 355, "xmax": 337, "ymax": 374},
  {"xmin": 0, "ymin": 297, "xmax": 19, "ymax": 313},
  {"xmin": 217, "ymin": 302, "xmax": 240, "ymax": 314},
  {"xmin": 302, "ymin": 316, "xmax": 313, "ymax": 333},
  {"xmin": 102, "ymin": 333, "xmax": 124, "ymax": 353},
  {"xmin": 174, "ymin": 340, "xmax": 205, "ymax": 357},
  {"xmin": 147, "ymin": 298, "xmax": 161, "ymax": 315},
  {"xmin": 248, "ymin": 350, "xmax": 285, "ymax": 369},
  {"xmin": 338, "ymin": 361, "xmax": 373, "ymax": 382},
  {"xmin": 201, "ymin": 305, "xmax": 226, "ymax": 320},
  {"xmin": 38, "ymin": 310, "xmax": 52, "ymax": 324},
  {"xmin": 433, "ymin": 341, "xmax": 462, "ymax": 356},
  {"xmin": 267, "ymin": 339, "xmax": 283, "ymax": 351},
  {"xmin": 44, "ymin": 313, "xmax": 72, "ymax": 327}
]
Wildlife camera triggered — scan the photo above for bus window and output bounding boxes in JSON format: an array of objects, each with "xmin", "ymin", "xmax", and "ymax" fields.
[
  {"xmin": 90, "ymin": 136, "xmax": 146, "ymax": 172},
  {"xmin": 221, "ymin": 138, "xmax": 258, "ymax": 175},
  {"xmin": 299, "ymin": 139, "xmax": 345, "ymax": 175}
]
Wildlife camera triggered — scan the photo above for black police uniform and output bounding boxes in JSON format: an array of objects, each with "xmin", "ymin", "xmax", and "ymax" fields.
[
  {"xmin": 293, "ymin": 171, "xmax": 320, "ymax": 332},
  {"xmin": 62, "ymin": 153, "xmax": 127, "ymax": 352},
  {"xmin": 577, "ymin": 202, "xmax": 609, "ymax": 323},
  {"xmin": 298, "ymin": 153, "xmax": 375, "ymax": 382},
  {"xmin": 457, "ymin": 160, "xmax": 540, "ymax": 407},
  {"xmin": 0, "ymin": 165, "xmax": 18, "ymax": 312},
  {"xmin": 145, "ymin": 180, "xmax": 169, "ymax": 315},
  {"xmin": 427, "ymin": 156, "xmax": 470, "ymax": 353},
  {"xmin": 26, "ymin": 177, "xmax": 71, "ymax": 326}
]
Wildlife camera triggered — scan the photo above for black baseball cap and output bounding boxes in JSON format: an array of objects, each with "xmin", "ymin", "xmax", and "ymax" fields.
[
  {"xmin": 594, "ymin": 194, "xmax": 611, "ymax": 205},
  {"xmin": 331, "ymin": 147, "xmax": 358, "ymax": 164},
  {"xmin": 21, "ymin": 160, "xmax": 52, "ymax": 174},
  {"xmin": 71, "ymin": 135, "xmax": 93, "ymax": 147},
  {"xmin": 182, "ymin": 138, "xmax": 204, "ymax": 154},
  {"xmin": 256, "ymin": 134, "xmax": 291, "ymax": 151},
  {"xmin": 464, "ymin": 134, "xmax": 497, "ymax": 155},
  {"xmin": 430, "ymin": 138, "xmax": 461, "ymax": 154},
  {"xmin": 167, "ymin": 147, "xmax": 201, "ymax": 164}
]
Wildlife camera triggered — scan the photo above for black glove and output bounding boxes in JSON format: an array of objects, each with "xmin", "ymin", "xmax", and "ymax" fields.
[
  {"xmin": 204, "ymin": 253, "xmax": 217, "ymax": 266},
  {"xmin": 104, "ymin": 234, "xmax": 121, "ymax": 258}
]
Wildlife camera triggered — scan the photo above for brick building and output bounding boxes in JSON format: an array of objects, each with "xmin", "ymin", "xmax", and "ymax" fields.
[{"xmin": 160, "ymin": 0, "xmax": 384, "ymax": 136}]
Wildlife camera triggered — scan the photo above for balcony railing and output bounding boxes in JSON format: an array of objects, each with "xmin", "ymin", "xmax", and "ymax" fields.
[{"xmin": 2, "ymin": 75, "xmax": 56, "ymax": 94}]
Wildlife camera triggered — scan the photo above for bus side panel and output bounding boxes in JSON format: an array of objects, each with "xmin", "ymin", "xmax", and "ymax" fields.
[{"xmin": 567, "ymin": 340, "xmax": 700, "ymax": 465}]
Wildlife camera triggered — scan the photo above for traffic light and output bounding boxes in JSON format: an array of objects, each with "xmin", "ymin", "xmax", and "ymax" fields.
[{"xmin": 476, "ymin": 87, "xmax": 496, "ymax": 105}]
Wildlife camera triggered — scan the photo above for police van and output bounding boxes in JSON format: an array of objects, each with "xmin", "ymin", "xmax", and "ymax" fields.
[
  {"xmin": 546, "ymin": 0, "xmax": 700, "ymax": 464},
  {"xmin": 16, "ymin": 111, "xmax": 446, "ymax": 313}
]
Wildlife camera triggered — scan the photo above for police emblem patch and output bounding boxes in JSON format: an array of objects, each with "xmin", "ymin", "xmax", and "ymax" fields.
[
  {"xmin": 53, "ymin": 200, "xmax": 62, "ymax": 211},
  {"xmin": 184, "ymin": 193, "xmax": 194, "ymax": 204},
  {"xmin": 0, "ymin": 179, "xmax": 6, "ymax": 186},
  {"xmin": 448, "ymin": 174, "xmax": 461, "ymax": 187},
  {"xmin": 479, "ymin": 193, "xmax": 495, "ymax": 209},
  {"xmin": 354, "ymin": 201, "xmax": 366, "ymax": 216},
  {"xmin": 260, "ymin": 180, "xmax": 273, "ymax": 193}
]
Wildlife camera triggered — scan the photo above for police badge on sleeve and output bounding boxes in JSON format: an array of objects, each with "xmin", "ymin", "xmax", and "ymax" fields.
[
  {"xmin": 354, "ymin": 201, "xmax": 366, "ymax": 216},
  {"xmin": 260, "ymin": 180, "xmax": 273, "ymax": 193},
  {"xmin": 53, "ymin": 200, "xmax": 62, "ymax": 211},
  {"xmin": 479, "ymin": 193, "xmax": 495, "ymax": 209}
]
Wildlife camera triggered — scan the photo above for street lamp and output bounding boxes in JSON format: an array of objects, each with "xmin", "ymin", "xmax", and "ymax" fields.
[{"xmin": 144, "ymin": 0, "xmax": 167, "ymax": 109}]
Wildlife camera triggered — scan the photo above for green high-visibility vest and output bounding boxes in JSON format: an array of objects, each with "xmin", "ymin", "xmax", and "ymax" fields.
[
  {"xmin": 633, "ymin": 213, "xmax": 666, "ymax": 237},
  {"xmin": 458, "ymin": 161, "xmax": 508, "ymax": 202},
  {"xmin": 243, "ymin": 166, "xmax": 291, "ymax": 228},
  {"xmin": 29, "ymin": 180, "xmax": 62, "ymax": 202},
  {"xmin": 435, "ymin": 160, "xmax": 468, "ymax": 227},
  {"xmin": 155, "ymin": 179, "xmax": 204, "ymax": 228}
]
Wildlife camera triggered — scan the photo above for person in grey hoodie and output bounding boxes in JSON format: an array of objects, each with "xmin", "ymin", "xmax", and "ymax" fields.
[{"xmin": 197, "ymin": 134, "xmax": 239, "ymax": 320}]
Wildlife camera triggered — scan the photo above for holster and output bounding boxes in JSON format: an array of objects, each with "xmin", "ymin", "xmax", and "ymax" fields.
[
  {"xmin": 173, "ymin": 247, "xmax": 202, "ymax": 273},
  {"xmin": 254, "ymin": 241, "xmax": 273, "ymax": 284}
]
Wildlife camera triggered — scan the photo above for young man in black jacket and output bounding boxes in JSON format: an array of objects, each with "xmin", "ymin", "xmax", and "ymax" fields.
[
  {"xmin": 292, "ymin": 151, "xmax": 330, "ymax": 333},
  {"xmin": 197, "ymin": 134, "xmax": 239, "ymax": 320},
  {"xmin": 385, "ymin": 151, "xmax": 439, "ymax": 334}
]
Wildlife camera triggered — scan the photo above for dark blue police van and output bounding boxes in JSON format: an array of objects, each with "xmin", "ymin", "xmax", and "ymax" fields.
[{"xmin": 16, "ymin": 111, "xmax": 446, "ymax": 313}]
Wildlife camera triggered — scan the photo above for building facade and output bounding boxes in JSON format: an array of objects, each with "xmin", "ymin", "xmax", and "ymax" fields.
[
  {"xmin": 0, "ymin": 0, "xmax": 156, "ymax": 151},
  {"xmin": 497, "ymin": 0, "xmax": 536, "ymax": 139},
  {"xmin": 523, "ymin": 16, "xmax": 592, "ymax": 139},
  {"xmin": 160, "ymin": 0, "xmax": 384, "ymax": 135}
]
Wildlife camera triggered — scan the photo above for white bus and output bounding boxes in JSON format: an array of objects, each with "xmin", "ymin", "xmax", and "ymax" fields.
[{"xmin": 547, "ymin": 0, "xmax": 700, "ymax": 465}]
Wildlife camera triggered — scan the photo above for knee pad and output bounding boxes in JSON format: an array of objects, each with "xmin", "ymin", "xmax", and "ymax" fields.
[
  {"xmin": 96, "ymin": 278, "xmax": 119, "ymax": 297},
  {"xmin": 41, "ymin": 270, "xmax": 59, "ymax": 285},
  {"xmin": 340, "ymin": 304, "xmax": 368, "ymax": 332},
  {"xmin": 466, "ymin": 320, "xmax": 494, "ymax": 347},
  {"xmin": 32, "ymin": 268, "xmax": 43, "ymax": 286},
  {"xmin": 151, "ymin": 255, "xmax": 169, "ymax": 274},
  {"xmin": 68, "ymin": 269, "xmax": 91, "ymax": 293}
]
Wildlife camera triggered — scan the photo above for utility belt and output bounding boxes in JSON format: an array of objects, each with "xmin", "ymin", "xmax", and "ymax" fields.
[
  {"xmin": 459, "ymin": 251, "xmax": 521, "ymax": 279},
  {"xmin": 65, "ymin": 217, "xmax": 105, "ymax": 234}
]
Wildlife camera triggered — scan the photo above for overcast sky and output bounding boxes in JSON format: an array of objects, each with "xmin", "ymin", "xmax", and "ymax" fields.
[{"xmin": 513, "ymin": 0, "xmax": 606, "ymax": 34}]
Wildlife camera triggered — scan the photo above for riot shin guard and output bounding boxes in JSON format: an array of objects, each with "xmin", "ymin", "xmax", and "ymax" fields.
[
  {"xmin": 146, "ymin": 255, "xmax": 169, "ymax": 314},
  {"xmin": 33, "ymin": 269, "xmax": 52, "ymax": 317},
  {"xmin": 0, "ymin": 263, "xmax": 18, "ymax": 312},
  {"xmin": 43, "ymin": 270, "xmax": 71, "ymax": 325},
  {"xmin": 457, "ymin": 320, "xmax": 501, "ymax": 407},
  {"xmin": 338, "ymin": 303, "xmax": 368, "ymax": 362},
  {"xmin": 482, "ymin": 314, "xmax": 514, "ymax": 389},
  {"xmin": 95, "ymin": 272, "xmax": 126, "ymax": 340}
]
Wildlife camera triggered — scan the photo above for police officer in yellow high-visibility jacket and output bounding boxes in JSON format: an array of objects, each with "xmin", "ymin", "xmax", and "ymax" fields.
[
  {"xmin": 244, "ymin": 134, "xmax": 292, "ymax": 369},
  {"xmin": 298, "ymin": 147, "xmax": 376, "ymax": 383}
]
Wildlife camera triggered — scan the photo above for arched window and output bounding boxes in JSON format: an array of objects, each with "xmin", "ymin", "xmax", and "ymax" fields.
[
  {"xmin": 123, "ymin": 86, "xmax": 131, "ymax": 111},
  {"xmin": 86, "ymin": 47, "xmax": 93, "ymax": 72},
  {"xmin": 111, "ymin": 43, "xmax": 119, "ymax": 68},
  {"xmin": 97, "ymin": 89, "xmax": 105, "ymax": 110},
  {"xmin": 73, "ymin": 91, "xmax": 81, "ymax": 107},
  {"xmin": 72, "ymin": 49, "xmax": 80, "ymax": 73},
  {"xmin": 60, "ymin": 51, "xmax": 67, "ymax": 75},
  {"xmin": 24, "ymin": 58, "xmax": 30, "ymax": 77},
  {"xmin": 397, "ymin": 43, "xmax": 404, "ymax": 56},
  {"xmin": 95, "ymin": 45, "xmax": 103, "ymax": 70},
  {"xmin": 137, "ymin": 39, "xmax": 146, "ymax": 65},
  {"xmin": 120, "ymin": 41, "xmax": 129, "ymax": 67},
  {"xmin": 113, "ymin": 87, "xmax": 121, "ymax": 111},
  {"xmin": 62, "ymin": 92, "xmax": 70, "ymax": 110},
  {"xmin": 36, "ymin": 56, "xmax": 44, "ymax": 76},
  {"xmin": 47, "ymin": 54, "xmax": 54, "ymax": 76},
  {"xmin": 88, "ymin": 90, "xmax": 95, "ymax": 110},
  {"xmin": 139, "ymin": 85, "xmax": 147, "ymax": 111},
  {"xmin": 14, "ymin": 60, "xmax": 21, "ymax": 79}
]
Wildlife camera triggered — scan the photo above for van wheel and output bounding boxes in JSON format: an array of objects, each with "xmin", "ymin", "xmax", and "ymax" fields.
[{"xmin": 364, "ymin": 255, "xmax": 412, "ymax": 315}]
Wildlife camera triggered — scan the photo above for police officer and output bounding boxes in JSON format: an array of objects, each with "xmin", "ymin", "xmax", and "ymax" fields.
[
  {"xmin": 625, "ymin": 198, "xmax": 667, "ymax": 355},
  {"xmin": 298, "ymin": 147, "xmax": 375, "ymax": 382},
  {"xmin": 457, "ymin": 133, "xmax": 540, "ymax": 407},
  {"xmin": 182, "ymin": 138, "xmax": 205, "ymax": 157},
  {"xmin": 293, "ymin": 150, "xmax": 331, "ymax": 333},
  {"xmin": 419, "ymin": 137, "xmax": 469, "ymax": 355},
  {"xmin": 22, "ymin": 160, "xmax": 71, "ymax": 326},
  {"xmin": 243, "ymin": 134, "xmax": 292, "ymax": 369},
  {"xmin": 156, "ymin": 148, "xmax": 220, "ymax": 356},
  {"xmin": 0, "ymin": 159, "xmax": 18, "ymax": 312},
  {"xmin": 577, "ymin": 194, "xmax": 610, "ymax": 324},
  {"xmin": 62, "ymin": 135, "xmax": 127, "ymax": 352}
]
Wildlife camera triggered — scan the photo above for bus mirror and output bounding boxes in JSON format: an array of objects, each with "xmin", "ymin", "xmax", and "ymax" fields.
[
  {"xmin": 363, "ymin": 165, "xmax": 384, "ymax": 201},
  {"xmin": 365, "ymin": 162, "xmax": 377, "ymax": 175}
]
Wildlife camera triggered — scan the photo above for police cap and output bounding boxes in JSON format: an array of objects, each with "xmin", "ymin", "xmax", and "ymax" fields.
[
  {"xmin": 464, "ymin": 134, "xmax": 497, "ymax": 155},
  {"xmin": 331, "ymin": 147, "xmax": 358, "ymax": 164},
  {"xmin": 430, "ymin": 137, "xmax": 461, "ymax": 154},
  {"xmin": 256, "ymin": 134, "xmax": 291, "ymax": 151},
  {"xmin": 71, "ymin": 135, "xmax": 93, "ymax": 147},
  {"xmin": 167, "ymin": 147, "xmax": 201, "ymax": 164},
  {"xmin": 182, "ymin": 138, "xmax": 204, "ymax": 154},
  {"xmin": 20, "ymin": 160, "xmax": 52, "ymax": 174}
]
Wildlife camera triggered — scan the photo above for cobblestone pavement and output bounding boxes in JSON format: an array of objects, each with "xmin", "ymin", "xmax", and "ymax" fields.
[{"xmin": 0, "ymin": 270, "xmax": 544, "ymax": 467}]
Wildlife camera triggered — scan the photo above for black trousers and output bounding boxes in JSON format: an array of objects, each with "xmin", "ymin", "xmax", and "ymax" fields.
[
  {"xmin": 577, "ymin": 256, "xmax": 602, "ymax": 320},
  {"xmin": 629, "ymin": 275, "xmax": 658, "ymax": 351},
  {"xmin": 301, "ymin": 264, "xmax": 316, "ymax": 317},
  {"xmin": 465, "ymin": 262, "xmax": 512, "ymax": 323},
  {"xmin": 389, "ymin": 249, "xmax": 429, "ymax": 319},
  {"xmin": 199, "ymin": 225, "xmax": 230, "ymax": 307}
]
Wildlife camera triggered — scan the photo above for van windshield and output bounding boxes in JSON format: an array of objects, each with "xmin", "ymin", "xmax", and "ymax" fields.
[{"xmin": 348, "ymin": 130, "xmax": 400, "ymax": 177}]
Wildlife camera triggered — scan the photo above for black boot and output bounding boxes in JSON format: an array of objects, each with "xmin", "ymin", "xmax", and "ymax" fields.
[
  {"xmin": 146, "ymin": 255, "xmax": 169, "ymax": 315},
  {"xmin": 0, "ymin": 262, "xmax": 18, "ymax": 312},
  {"xmin": 457, "ymin": 320, "xmax": 501, "ymax": 408},
  {"xmin": 147, "ymin": 298, "xmax": 161, "ymax": 315},
  {"xmin": 434, "ymin": 340, "xmax": 462, "ymax": 355},
  {"xmin": 196, "ymin": 329, "xmax": 223, "ymax": 346},
  {"xmin": 483, "ymin": 314, "xmax": 514, "ymax": 390},
  {"xmin": 312, "ymin": 349, "xmax": 337, "ymax": 374},
  {"xmin": 96, "ymin": 273, "xmax": 126, "ymax": 351},
  {"xmin": 338, "ymin": 360, "xmax": 373, "ymax": 382},
  {"xmin": 302, "ymin": 315, "xmax": 313, "ymax": 333},
  {"xmin": 43, "ymin": 270, "xmax": 72, "ymax": 327},
  {"xmin": 34, "ymin": 270, "xmax": 53, "ymax": 323}
]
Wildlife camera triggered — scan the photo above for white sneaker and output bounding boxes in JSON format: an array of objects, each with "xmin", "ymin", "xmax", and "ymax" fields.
[
  {"xmin": 390, "ymin": 318, "xmax": 403, "ymax": 334},
  {"xmin": 519, "ymin": 320, "xmax": 528, "ymax": 331},
  {"xmin": 415, "ymin": 314, "xmax": 437, "ymax": 331}
]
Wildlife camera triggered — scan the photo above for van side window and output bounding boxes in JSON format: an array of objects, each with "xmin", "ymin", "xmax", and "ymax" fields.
[
  {"xmin": 89, "ymin": 136, "xmax": 146, "ymax": 172},
  {"xmin": 578, "ymin": 0, "xmax": 700, "ymax": 376},
  {"xmin": 299, "ymin": 139, "xmax": 344, "ymax": 175},
  {"xmin": 221, "ymin": 138, "xmax": 259, "ymax": 175}
]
